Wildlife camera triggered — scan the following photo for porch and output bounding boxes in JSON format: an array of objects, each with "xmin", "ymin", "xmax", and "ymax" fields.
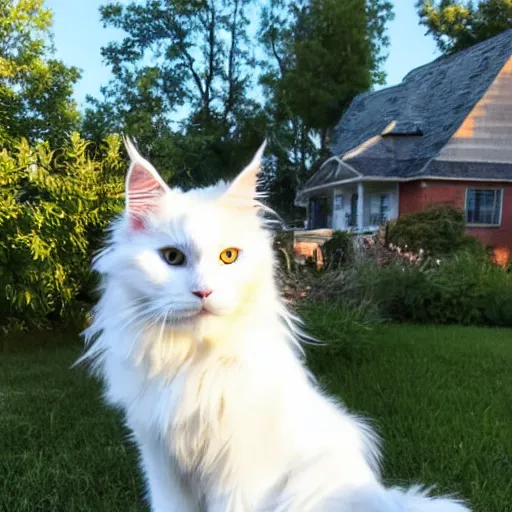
[{"xmin": 306, "ymin": 181, "xmax": 399, "ymax": 233}]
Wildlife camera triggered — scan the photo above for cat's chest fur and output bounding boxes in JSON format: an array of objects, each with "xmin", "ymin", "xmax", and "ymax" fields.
[
  {"xmin": 101, "ymin": 325, "xmax": 289, "ymax": 485},
  {"xmin": 91, "ymin": 312, "xmax": 385, "ymax": 510}
]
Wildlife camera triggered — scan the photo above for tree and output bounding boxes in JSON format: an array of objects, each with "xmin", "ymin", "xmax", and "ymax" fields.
[
  {"xmin": 83, "ymin": 0, "xmax": 266, "ymax": 188},
  {"xmin": 261, "ymin": 0, "xmax": 393, "ymax": 146},
  {"xmin": 259, "ymin": 0, "xmax": 394, "ymax": 224},
  {"xmin": 85, "ymin": 0, "xmax": 394, "ymax": 223},
  {"xmin": 417, "ymin": 0, "xmax": 512, "ymax": 53},
  {"xmin": 0, "ymin": 0, "xmax": 81, "ymax": 147}
]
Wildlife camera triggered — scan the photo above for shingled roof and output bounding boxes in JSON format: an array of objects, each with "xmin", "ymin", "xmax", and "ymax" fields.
[{"xmin": 297, "ymin": 29, "xmax": 512, "ymax": 204}]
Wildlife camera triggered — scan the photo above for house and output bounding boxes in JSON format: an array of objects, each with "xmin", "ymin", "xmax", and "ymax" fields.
[{"xmin": 295, "ymin": 29, "xmax": 512, "ymax": 264}]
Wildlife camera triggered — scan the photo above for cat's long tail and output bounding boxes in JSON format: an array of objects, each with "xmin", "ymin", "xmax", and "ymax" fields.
[
  {"xmin": 388, "ymin": 485, "xmax": 470, "ymax": 512},
  {"xmin": 267, "ymin": 484, "xmax": 470, "ymax": 512}
]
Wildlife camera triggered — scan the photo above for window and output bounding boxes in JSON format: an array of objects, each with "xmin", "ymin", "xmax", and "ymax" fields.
[
  {"xmin": 369, "ymin": 193, "xmax": 390, "ymax": 226},
  {"xmin": 380, "ymin": 194, "xmax": 390, "ymax": 223},
  {"xmin": 465, "ymin": 188, "xmax": 503, "ymax": 226},
  {"xmin": 334, "ymin": 194, "xmax": 344, "ymax": 211}
]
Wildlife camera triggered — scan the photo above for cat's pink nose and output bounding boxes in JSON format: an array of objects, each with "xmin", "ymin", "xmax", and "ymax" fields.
[{"xmin": 192, "ymin": 289, "xmax": 213, "ymax": 299}]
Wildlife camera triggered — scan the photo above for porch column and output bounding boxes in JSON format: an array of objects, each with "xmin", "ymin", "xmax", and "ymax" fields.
[{"xmin": 357, "ymin": 182, "xmax": 364, "ymax": 231}]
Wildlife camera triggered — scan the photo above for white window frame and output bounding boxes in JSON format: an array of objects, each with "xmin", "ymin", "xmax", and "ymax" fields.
[{"xmin": 465, "ymin": 187, "xmax": 503, "ymax": 227}]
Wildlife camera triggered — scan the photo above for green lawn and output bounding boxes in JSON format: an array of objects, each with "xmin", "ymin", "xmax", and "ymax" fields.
[{"xmin": 1, "ymin": 319, "xmax": 511, "ymax": 511}]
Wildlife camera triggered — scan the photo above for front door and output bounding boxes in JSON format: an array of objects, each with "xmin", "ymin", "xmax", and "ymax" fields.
[{"xmin": 309, "ymin": 196, "xmax": 329, "ymax": 229}]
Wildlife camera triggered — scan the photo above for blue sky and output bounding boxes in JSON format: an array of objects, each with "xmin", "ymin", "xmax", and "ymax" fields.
[{"xmin": 46, "ymin": 0, "xmax": 440, "ymax": 109}]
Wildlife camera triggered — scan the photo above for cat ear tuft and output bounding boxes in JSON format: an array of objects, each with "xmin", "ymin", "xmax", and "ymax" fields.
[
  {"xmin": 124, "ymin": 136, "xmax": 169, "ymax": 230},
  {"xmin": 223, "ymin": 140, "xmax": 267, "ymax": 205}
]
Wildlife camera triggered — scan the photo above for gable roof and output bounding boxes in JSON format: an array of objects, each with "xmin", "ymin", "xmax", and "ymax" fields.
[{"xmin": 297, "ymin": 29, "xmax": 512, "ymax": 203}]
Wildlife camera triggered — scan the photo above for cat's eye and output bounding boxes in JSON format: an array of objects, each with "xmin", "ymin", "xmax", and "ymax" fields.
[
  {"xmin": 160, "ymin": 247, "xmax": 186, "ymax": 266},
  {"xmin": 219, "ymin": 248, "xmax": 239, "ymax": 265}
]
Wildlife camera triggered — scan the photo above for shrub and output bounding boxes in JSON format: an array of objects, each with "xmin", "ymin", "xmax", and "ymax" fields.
[
  {"xmin": 312, "ymin": 252, "xmax": 512, "ymax": 327},
  {"xmin": 303, "ymin": 222, "xmax": 512, "ymax": 330},
  {"xmin": 0, "ymin": 133, "xmax": 124, "ymax": 331},
  {"xmin": 386, "ymin": 204, "xmax": 485, "ymax": 257},
  {"xmin": 321, "ymin": 230, "xmax": 355, "ymax": 269}
]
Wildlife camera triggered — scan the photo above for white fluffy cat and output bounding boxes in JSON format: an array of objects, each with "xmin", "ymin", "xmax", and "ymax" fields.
[{"xmin": 79, "ymin": 140, "xmax": 470, "ymax": 512}]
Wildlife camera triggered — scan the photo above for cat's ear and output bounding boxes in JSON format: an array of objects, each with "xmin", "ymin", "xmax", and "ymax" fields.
[
  {"xmin": 222, "ymin": 140, "xmax": 267, "ymax": 207},
  {"xmin": 124, "ymin": 137, "xmax": 169, "ymax": 230}
]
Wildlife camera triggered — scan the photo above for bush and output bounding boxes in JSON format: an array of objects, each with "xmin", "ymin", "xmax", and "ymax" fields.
[
  {"xmin": 308, "ymin": 252, "xmax": 512, "ymax": 327},
  {"xmin": 386, "ymin": 204, "xmax": 485, "ymax": 257},
  {"xmin": 0, "ymin": 133, "xmax": 124, "ymax": 331},
  {"xmin": 321, "ymin": 230, "xmax": 355, "ymax": 269},
  {"xmin": 403, "ymin": 253, "xmax": 512, "ymax": 326}
]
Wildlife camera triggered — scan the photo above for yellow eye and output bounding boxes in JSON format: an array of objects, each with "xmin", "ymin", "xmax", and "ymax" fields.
[
  {"xmin": 219, "ymin": 248, "xmax": 239, "ymax": 265},
  {"xmin": 160, "ymin": 247, "xmax": 186, "ymax": 266}
]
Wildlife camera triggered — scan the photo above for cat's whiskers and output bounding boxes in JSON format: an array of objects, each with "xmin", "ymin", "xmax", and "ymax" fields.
[
  {"xmin": 122, "ymin": 303, "xmax": 165, "ymax": 346},
  {"xmin": 156, "ymin": 311, "xmax": 168, "ymax": 350},
  {"xmin": 121, "ymin": 305, "xmax": 158, "ymax": 331}
]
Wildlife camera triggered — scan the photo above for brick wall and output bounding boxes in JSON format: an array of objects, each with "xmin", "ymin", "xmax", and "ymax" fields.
[{"xmin": 399, "ymin": 180, "xmax": 512, "ymax": 263}]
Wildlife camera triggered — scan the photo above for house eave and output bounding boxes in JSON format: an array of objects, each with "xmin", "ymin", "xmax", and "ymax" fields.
[
  {"xmin": 318, "ymin": 155, "xmax": 362, "ymax": 177},
  {"xmin": 295, "ymin": 174, "xmax": 512, "ymax": 206}
]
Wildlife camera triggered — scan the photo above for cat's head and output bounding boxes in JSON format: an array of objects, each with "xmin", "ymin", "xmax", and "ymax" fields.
[{"xmin": 96, "ymin": 139, "xmax": 277, "ymax": 331}]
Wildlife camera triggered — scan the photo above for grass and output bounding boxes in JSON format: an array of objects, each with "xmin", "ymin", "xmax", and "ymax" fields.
[
  {"xmin": 303, "ymin": 305, "xmax": 512, "ymax": 512},
  {"xmin": 0, "ymin": 330, "xmax": 144, "ymax": 512},
  {"xmin": 0, "ymin": 317, "xmax": 511, "ymax": 511}
]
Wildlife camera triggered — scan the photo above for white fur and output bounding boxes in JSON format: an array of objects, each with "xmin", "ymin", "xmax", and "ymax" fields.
[{"xmin": 79, "ymin": 142, "xmax": 470, "ymax": 512}]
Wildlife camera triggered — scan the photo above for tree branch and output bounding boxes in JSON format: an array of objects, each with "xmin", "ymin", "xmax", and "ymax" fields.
[
  {"xmin": 162, "ymin": 8, "xmax": 207, "ymax": 105},
  {"xmin": 224, "ymin": 0, "xmax": 240, "ymax": 119},
  {"xmin": 270, "ymin": 30, "xmax": 285, "ymax": 78},
  {"xmin": 182, "ymin": 47, "xmax": 207, "ymax": 102},
  {"xmin": 203, "ymin": 0, "xmax": 216, "ymax": 115}
]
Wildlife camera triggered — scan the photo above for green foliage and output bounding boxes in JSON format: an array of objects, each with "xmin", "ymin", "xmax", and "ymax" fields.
[
  {"xmin": 418, "ymin": 254, "xmax": 512, "ymax": 326},
  {"xmin": 312, "ymin": 252, "xmax": 512, "ymax": 327},
  {"xmin": 0, "ymin": 0, "xmax": 81, "ymax": 147},
  {"xmin": 260, "ymin": 0, "xmax": 393, "ymax": 134},
  {"xmin": 417, "ymin": 0, "xmax": 512, "ymax": 53},
  {"xmin": 0, "ymin": 134, "xmax": 124, "ymax": 330},
  {"xmin": 321, "ymin": 230, "xmax": 355, "ymax": 269},
  {"xmin": 301, "ymin": 300, "xmax": 380, "ymax": 365},
  {"xmin": 305, "ymin": 217, "xmax": 511, "ymax": 327},
  {"xmin": 259, "ymin": 0, "xmax": 394, "ymax": 222},
  {"xmin": 386, "ymin": 204, "xmax": 485, "ymax": 256}
]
